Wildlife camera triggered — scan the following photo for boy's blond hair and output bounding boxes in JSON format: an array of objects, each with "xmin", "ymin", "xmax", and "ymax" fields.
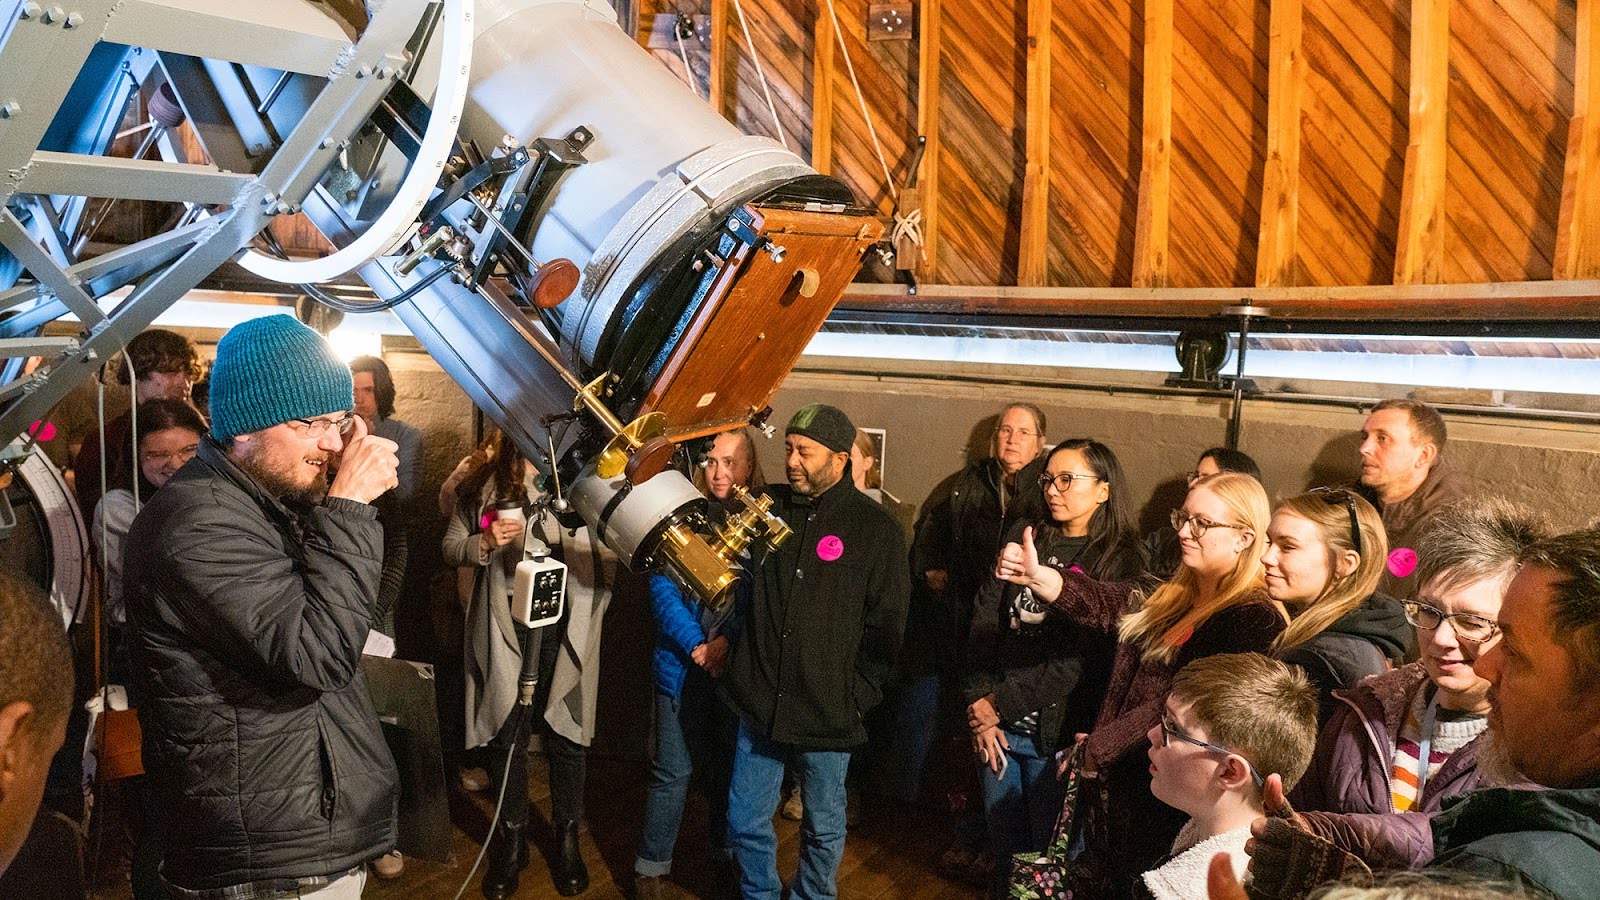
[{"xmin": 1168, "ymin": 653, "xmax": 1318, "ymax": 799}]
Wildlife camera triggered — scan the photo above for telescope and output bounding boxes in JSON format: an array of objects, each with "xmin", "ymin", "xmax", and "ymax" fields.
[{"xmin": 0, "ymin": 0, "xmax": 882, "ymax": 606}]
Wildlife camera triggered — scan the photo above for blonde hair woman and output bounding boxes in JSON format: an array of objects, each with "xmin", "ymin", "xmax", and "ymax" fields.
[
  {"xmin": 994, "ymin": 471, "xmax": 1286, "ymax": 895},
  {"xmin": 1263, "ymin": 489, "xmax": 1405, "ymax": 718}
]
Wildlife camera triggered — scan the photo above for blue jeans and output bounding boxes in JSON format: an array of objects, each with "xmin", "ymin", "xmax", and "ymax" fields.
[
  {"xmin": 978, "ymin": 730, "xmax": 1062, "ymax": 865},
  {"xmin": 727, "ymin": 722, "xmax": 851, "ymax": 900},
  {"xmin": 635, "ymin": 672, "xmax": 734, "ymax": 876}
]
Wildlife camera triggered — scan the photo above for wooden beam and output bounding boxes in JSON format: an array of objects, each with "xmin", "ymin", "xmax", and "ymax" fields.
[
  {"xmin": 914, "ymin": 0, "xmax": 943, "ymax": 280},
  {"xmin": 1132, "ymin": 0, "xmax": 1174, "ymax": 288},
  {"xmin": 710, "ymin": 0, "xmax": 730, "ymax": 118},
  {"xmin": 1017, "ymin": 0, "xmax": 1052, "ymax": 286},
  {"xmin": 837, "ymin": 280, "xmax": 1600, "ymax": 322},
  {"xmin": 812, "ymin": 1, "xmax": 835, "ymax": 174},
  {"xmin": 1556, "ymin": 0, "xmax": 1600, "ymax": 279},
  {"xmin": 1255, "ymin": 0, "xmax": 1305, "ymax": 287},
  {"xmin": 1393, "ymin": 0, "xmax": 1449, "ymax": 284}
]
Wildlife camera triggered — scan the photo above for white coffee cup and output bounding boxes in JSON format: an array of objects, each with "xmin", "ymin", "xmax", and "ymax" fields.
[{"xmin": 494, "ymin": 500, "xmax": 526, "ymax": 526}]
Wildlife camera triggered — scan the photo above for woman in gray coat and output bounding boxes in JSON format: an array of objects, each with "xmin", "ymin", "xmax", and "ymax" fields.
[{"xmin": 442, "ymin": 430, "xmax": 591, "ymax": 897}]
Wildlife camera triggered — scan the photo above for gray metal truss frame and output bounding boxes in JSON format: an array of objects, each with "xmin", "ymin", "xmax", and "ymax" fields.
[{"xmin": 0, "ymin": 0, "xmax": 432, "ymax": 445}]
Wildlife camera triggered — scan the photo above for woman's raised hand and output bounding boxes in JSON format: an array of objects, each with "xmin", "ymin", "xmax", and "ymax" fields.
[
  {"xmin": 995, "ymin": 526, "xmax": 1066, "ymax": 602},
  {"xmin": 994, "ymin": 526, "xmax": 1040, "ymax": 585}
]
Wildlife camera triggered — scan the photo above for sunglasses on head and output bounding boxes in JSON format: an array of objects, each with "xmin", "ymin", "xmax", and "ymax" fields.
[{"xmin": 1308, "ymin": 487, "xmax": 1361, "ymax": 558}]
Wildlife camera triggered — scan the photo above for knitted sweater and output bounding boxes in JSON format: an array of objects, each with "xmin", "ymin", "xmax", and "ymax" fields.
[{"xmin": 1389, "ymin": 689, "xmax": 1487, "ymax": 812}]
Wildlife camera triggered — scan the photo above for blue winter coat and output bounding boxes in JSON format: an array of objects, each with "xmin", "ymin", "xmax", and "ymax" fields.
[{"xmin": 650, "ymin": 567, "xmax": 749, "ymax": 697}]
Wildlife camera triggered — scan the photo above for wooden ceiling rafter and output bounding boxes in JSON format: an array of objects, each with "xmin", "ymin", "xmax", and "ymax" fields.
[
  {"xmin": 710, "ymin": 0, "xmax": 730, "ymax": 117},
  {"xmin": 811, "ymin": 0, "xmax": 835, "ymax": 175},
  {"xmin": 838, "ymin": 279, "xmax": 1600, "ymax": 323},
  {"xmin": 1256, "ymin": 0, "xmax": 1305, "ymax": 287},
  {"xmin": 1017, "ymin": 0, "xmax": 1052, "ymax": 286},
  {"xmin": 915, "ymin": 0, "xmax": 941, "ymax": 280},
  {"xmin": 1394, "ymin": 0, "xmax": 1450, "ymax": 284},
  {"xmin": 1132, "ymin": 0, "xmax": 1175, "ymax": 288},
  {"xmin": 1557, "ymin": 0, "xmax": 1600, "ymax": 278}
]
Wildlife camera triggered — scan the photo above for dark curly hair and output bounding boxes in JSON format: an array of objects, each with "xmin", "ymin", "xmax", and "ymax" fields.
[{"xmin": 115, "ymin": 329, "xmax": 202, "ymax": 386}]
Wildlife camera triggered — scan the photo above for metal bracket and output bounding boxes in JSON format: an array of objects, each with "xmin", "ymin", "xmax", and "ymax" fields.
[{"xmin": 867, "ymin": 2, "xmax": 913, "ymax": 41}]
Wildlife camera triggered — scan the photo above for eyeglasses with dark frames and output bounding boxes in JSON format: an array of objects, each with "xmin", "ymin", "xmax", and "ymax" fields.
[
  {"xmin": 1160, "ymin": 714, "xmax": 1266, "ymax": 787},
  {"xmin": 1401, "ymin": 600, "xmax": 1500, "ymax": 644},
  {"xmin": 1039, "ymin": 472, "xmax": 1102, "ymax": 492},
  {"xmin": 287, "ymin": 412, "xmax": 356, "ymax": 438},
  {"xmin": 1308, "ymin": 487, "xmax": 1362, "ymax": 558},
  {"xmin": 1169, "ymin": 509, "xmax": 1246, "ymax": 539}
]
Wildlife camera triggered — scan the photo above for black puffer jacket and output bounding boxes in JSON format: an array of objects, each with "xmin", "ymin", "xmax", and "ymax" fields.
[
  {"xmin": 125, "ymin": 438, "xmax": 397, "ymax": 894},
  {"xmin": 915, "ymin": 456, "xmax": 1047, "ymax": 604},
  {"xmin": 723, "ymin": 472, "xmax": 910, "ymax": 750},
  {"xmin": 909, "ymin": 455, "xmax": 1047, "ymax": 671}
]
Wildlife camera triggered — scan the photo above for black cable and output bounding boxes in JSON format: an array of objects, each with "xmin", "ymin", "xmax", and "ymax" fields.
[
  {"xmin": 301, "ymin": 262, "xmax": 455, "ymax": 313},
  {"xmin": 255, "ymin": 230, "xmax": 459, "ymax": 313}
]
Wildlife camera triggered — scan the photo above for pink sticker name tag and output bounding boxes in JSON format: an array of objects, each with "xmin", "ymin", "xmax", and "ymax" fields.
[
  {"xmin": 817, "ymin": 535, "xmax": 844, "ymax": 562},
  {"xmin": 1387, "ymin": 547, "xmax": 1418, "ymax": 579}
]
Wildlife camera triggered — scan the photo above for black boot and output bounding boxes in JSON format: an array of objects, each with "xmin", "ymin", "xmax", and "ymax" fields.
[
  {"xmin": 482, "ymin": 822, "xmax": 530, "ymax": 900},
  {"xmin": 552, "ymin": 819, "xmax": 589, "ymax": 896}
]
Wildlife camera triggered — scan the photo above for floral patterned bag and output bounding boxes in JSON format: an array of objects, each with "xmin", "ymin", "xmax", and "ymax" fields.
[{"xmin": 1006, "ymin": 741, "xmax": 1104, "ymax": 899}]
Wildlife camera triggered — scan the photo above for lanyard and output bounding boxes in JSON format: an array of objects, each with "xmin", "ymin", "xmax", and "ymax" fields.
[{"xmin": 1413, "ymin": 691, "xmax": 1440, "ymax": 801}]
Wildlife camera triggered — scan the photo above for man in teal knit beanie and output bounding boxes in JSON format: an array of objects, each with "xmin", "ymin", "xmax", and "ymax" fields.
[{"xmin": 123, "ymin": 313, "xmax": 403, "ymax": 898}]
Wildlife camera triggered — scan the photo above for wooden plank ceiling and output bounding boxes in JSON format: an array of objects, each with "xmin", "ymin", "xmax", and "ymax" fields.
[{"xmin": 645, "ymin": 0, "xmax": 1581, "ymax": 296}]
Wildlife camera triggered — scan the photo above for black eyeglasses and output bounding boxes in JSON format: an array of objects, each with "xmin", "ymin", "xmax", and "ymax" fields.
[
  {"xmin": 1309, "ymin": 487, "xmax": 1362, "ymax": 558},
  {"xmin": 1402, "ymin": 600, "xmax": 1500, "ymax": 644},
  {"xmin": 1039, "ymin": 472, "xmax": 1102, "ymax": 492},
  {"xmin": 1160, "ymin": 715, "xmax": 1266, "ymax": 787}
]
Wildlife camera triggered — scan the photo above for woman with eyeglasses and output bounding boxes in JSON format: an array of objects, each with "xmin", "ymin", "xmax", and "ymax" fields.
[
  {"xmin": 1264, "ymin": 489, "xmax": 1409, "ymax": 720},
  {"xmin": 94, "ymin": 398, "xmax": 207, "ymax": 629},
  {"xmin": 995, "ymin": 471, "xmax": 1285, "ymax": 897},
  {"xmin": 964, "ymin": 439, "xmax": 1145, "ymax": 890},
  {"xmin": 91, "ymin": 396, "xmax": 206, "ymax": 900},
  {"xmin": 1285, "ymin": 500, "xmax": 1550, "ymax": 869}
]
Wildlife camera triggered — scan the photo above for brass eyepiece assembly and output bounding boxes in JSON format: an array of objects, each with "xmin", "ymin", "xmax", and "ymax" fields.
[{"xmin": 652, "ymin": 483, "xmax": 790, "ymax": 609}]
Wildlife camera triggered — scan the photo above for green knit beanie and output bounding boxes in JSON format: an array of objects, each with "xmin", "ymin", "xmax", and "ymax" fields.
[{"xmin": 209, "ymin": 315, "xmax": 354, "ymax": 441}]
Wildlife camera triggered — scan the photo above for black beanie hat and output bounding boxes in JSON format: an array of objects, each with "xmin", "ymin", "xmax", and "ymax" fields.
[{"xmin": 786, "ymin": 404, "xmax": 855, "ymax": 453}]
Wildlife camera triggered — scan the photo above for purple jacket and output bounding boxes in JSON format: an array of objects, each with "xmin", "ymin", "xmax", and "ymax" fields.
[{"xmin": 1290, "ymin": 662, "xmax": 1489, "ymax": 868}]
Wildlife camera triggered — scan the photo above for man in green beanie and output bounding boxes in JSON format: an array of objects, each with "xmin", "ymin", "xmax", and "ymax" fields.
[
  {"xmin": 722, "ymin": 403, "xmax": 910, "ymax": 900},
  {"xmin": 124, "ymin": 315, "xmax": 401, "ymax": 898}
]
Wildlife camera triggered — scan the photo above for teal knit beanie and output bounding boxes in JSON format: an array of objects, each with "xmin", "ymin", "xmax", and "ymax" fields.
[{"xmin": 209, "ymin": 315, "xmax": 354, "ymax": 441}]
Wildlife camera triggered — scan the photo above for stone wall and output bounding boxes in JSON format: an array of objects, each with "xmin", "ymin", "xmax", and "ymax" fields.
[{"xmin": 760, "ymin": 360, "xmax": 1600, "ymax": 534}]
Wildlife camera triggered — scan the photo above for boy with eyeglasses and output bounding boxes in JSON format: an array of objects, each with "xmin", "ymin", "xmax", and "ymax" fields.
[
  {"xmin": 1138, "ymin": 653, "xmax": 1318, "ymax": 900},
  {"xmin": 124, "ymin": 315, "xmax": 401, "ymax": 898}
]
